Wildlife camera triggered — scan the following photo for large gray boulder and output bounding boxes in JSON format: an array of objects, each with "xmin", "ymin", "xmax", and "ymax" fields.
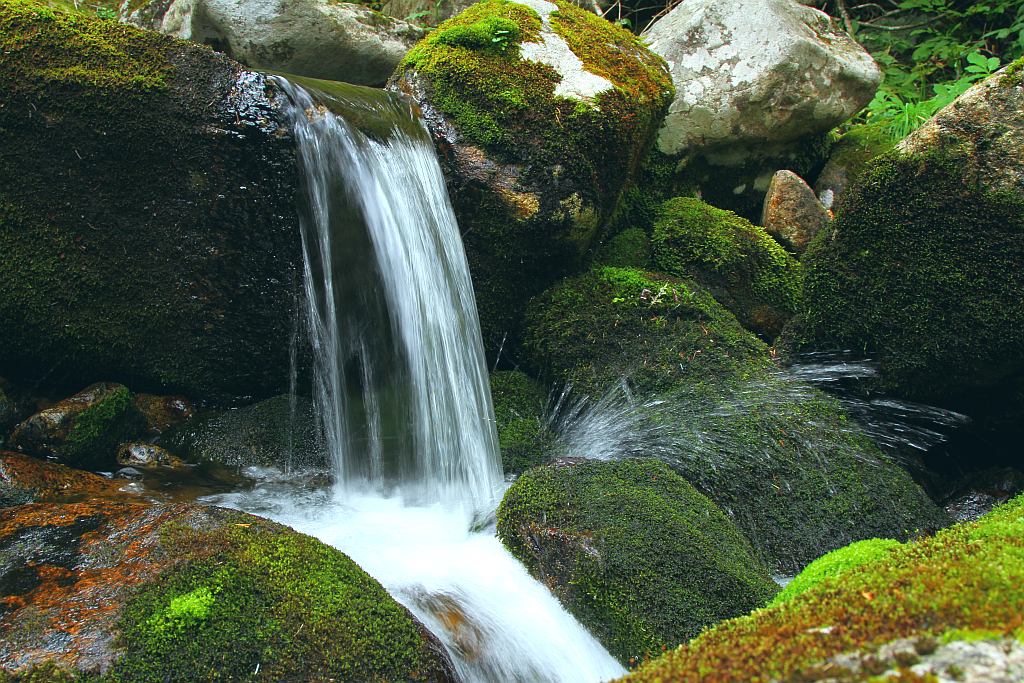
[
  {"xmin": 642, "ymin": 0, "xmax": 880, "ymax": 164},
  {"xmin": 120, "ymin": 0, "xmax": 424, "ymax": 87}
]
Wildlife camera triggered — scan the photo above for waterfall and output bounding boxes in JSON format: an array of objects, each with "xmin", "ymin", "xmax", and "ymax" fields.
[{"xmin": 275, "ymin": 76, "xmax": 503, "ymax": 510}]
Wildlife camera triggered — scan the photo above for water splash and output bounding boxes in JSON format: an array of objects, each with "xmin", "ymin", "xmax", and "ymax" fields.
[{"xmin": 277, "ymin": 78, "xmax": 502, "ymax": 509}]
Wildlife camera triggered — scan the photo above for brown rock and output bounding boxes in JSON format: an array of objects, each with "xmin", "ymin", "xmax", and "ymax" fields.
[
  {"xmin": 0, "ymin": 452, "xmax": 134, "ymax": 507},
  {"xmin": 761, "ymin": 170, "xmax": 831, "ymax": 255}
]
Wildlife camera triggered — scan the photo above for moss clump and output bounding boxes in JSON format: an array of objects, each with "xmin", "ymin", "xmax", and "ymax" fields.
[
  {"xmin": 818, "ymin": 124, "xmax": 896, "ymax": 205},
  {"xmin": 498, "ymin": 459, "xmax": 778, "ymax": 666},
  {"xmin": 395, "ymin": 0, "xmax": 673, "ymax": 356},
  {"xmin": 522, "ymin": 266, "xmax": 947, "ymax": 572},
  {"xmin": 522, "ymin": 265, "xmax": 769, "ymax": 399},
  {"xmin": 770, "ymin": 538, "xmax": 902, "ymax": 606},
  {"xmin": 652, "ymin": 197, "xmax": 802, "ymax": 339},
  {"xmin": 0, "ymin": 0, "xmax": 301, "ymax": 402},
  {"xmin": 595, "ymin": 227, "xmax": 651, "ymax": 268},
  {"xmin": 490, "ymin": 370, "xmax": 551, "ymax": 475},
  {"xmin": 999, "ymin": 55, "xmax": 1024, "ymax": 87},
  {"xmin": 785, "ymin": 145, "xmax": 1024, "ymax": 413},
  {"xmin": 620, "ymin": 494, "xmax": 1024, "ymax": 683},
  {"xmin": 61, "ymin": 385, "xmax": 143, "ymax": 467},
  {"xmin": 110, "ymin": 514, "xmax": 451, "ymax": 682}
]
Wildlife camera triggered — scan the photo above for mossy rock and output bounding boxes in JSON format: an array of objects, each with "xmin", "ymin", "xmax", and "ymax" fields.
[
  {"xmin": 161, "ymin": 394, "xmax": 327, "ymax": 472},
  {"xmin": 0, "ymin": 501, "xmax": 455, "ymax": 681},
  {"xmin": 785, "ymin": 65, "xmax": 1024, "ymax": 444},
  {"xmin": 9, "ymin": 383, "xmax": 145, "ymax": 469},
  {"xmin": 769, "ymin": 538, "xmax": 902, "ymax": 606},
  {"xmin": 497, "ymin": 458, "xmax": 778, "ymax": 665},
  {"xmin": 619, "ymin": 494, "xmax": 1024, "ymax": 682},
  {"xmin": 490, "ymin": 370, "xmax": 552, "ymax": 475},
  {"xmin": 389, "ymin": 0, "xmax": 673, "ymax": 357},
  {"xmin": 522, "ymin": 266, "xmax": 948, "ymax": 571},
  {"xmin": 652, "ymin": 197, "xmax": 802, "ymax": 339},
  {"xmin": 595, "ymin": 227, "xmax": 652, "ymax": 269},
  {"xmin": 0, "ymin": 0, "xmax": 303, "ymax": 403}
]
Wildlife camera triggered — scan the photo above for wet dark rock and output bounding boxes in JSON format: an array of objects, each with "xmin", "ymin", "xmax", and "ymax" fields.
[
  {"xmin": 114, "ymin": 467, "xmax": 145, "ymax": 481},
  {"xmin": 943, "ymin": 467, "xmax": 1024, "ymax": 522},
  {"xmin": 0, "ymin": 501, "xmax": 456, "ymax": 681},
  {"xmin": 0, "ymin": 452, "xmax": 134, "ymax": 508},
  {"xmin": 133, "ymin": 394, "xmax": 195, "ymax": 436},
  {"xmin": 115, "ymin": 442, "xmax": 187, "ymax": 470},
  {"xmin": 0, "ymin": 3, "xmax": 304, "ymax": 403},
  {"xmin": 161, "ymin": 394, "xmax": 327, "ymax": 471},
  {"xmin": 9, "ymin": 384, "xmax": 144, "ymax": 469}
]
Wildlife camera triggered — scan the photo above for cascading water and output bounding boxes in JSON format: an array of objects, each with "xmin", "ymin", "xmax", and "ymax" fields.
[
  {"xmin": 278, "ymin": 76, "xmax": 503, "ymax": 509},
  {"xmin": 202, "ymin": 76, "xmax": 625, "ymax": 682}
]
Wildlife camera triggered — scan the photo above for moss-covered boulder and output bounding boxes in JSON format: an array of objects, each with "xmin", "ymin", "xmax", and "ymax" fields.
[
  {"xmin": 619, "ymin": 493, "xmax": 1024, "ymax": 682},
  {"xmin": 497, "ymin": 458, "xmax": 778, "ymax": 665},
  {"xmin": 785, "ymin": 62, "xmax": 1024, "ymax": 436},
  {"xmin": 389, "ymin": 0, "xmax": 673, "ymax": 355},
  {"xmin": 0, "ymin": 501, "xmax": 455, "ymax": 681},
  {"xmin": 0, "ymin": 451, "xmax": 135, "ymax": 507},
  {"xmin": 161, "ymin": 394, "xmax": 327, "ymax": 472},
  {"xmin": 522, "ymin": 266, "xmax": 947, "ymax": 571},
  {"xmin": 595, "ymin": 227, "xmax": 652, "ymax": 269},
  {"xmin": 652, "ymin": 197, "xmax": 802, "ymax": 339},
  {"xmin": 490, "ymin": 370, "xmax": 551, "ymax": 475},
  {"xmin": 9, "ymin": 383, "xmax": 145, "ymax": 469},
  {"xmin": 0, "ymin": 0, "xmax": 303, "ymax": 403}
]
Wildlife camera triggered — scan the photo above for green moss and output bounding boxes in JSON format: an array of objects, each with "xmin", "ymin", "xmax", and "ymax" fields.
[
  {"xmin": 621, "ymin": 494, "xmax": 1024, "ymax": 683},
  {"xmin": 595, "ymin": 227, "xmax": 651, "ymax": 268},
  {"xmin": 786, "ymin": 145, "xmax": 1024, "ymax": 411},
  {"xmin": 522, "ymin": 267, "xmax": 947, "ymax": 572},
  {"xmin": 770, "ymin": 538, "xmax": 902, "ymax": 606},
  {"xmin": 498, "ymin": 459, "xmax": 778, "ymax": 666},
  {"xmin": 999, "ymin": 55, "xmax": 1024, "ymax": 87},
  {"xmin": 490, "ymin": 370, "xmax": 552, "ymax": 475},
  {"xmin": 61, "ymin": 386, "xmax": 143, "ymax": 467},
  {"xmin": 652, "ymin": 197, "xmax": 803, "ymax": 339},
  {"xmin": 110, "ymin": 515, "xmax": 448, "ymax": 682}
]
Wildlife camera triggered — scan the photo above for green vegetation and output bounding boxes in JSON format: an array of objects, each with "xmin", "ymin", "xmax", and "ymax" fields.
[
  {"xmin": 621, "ymin": 493, "xmax": 1024, "ymax": 682},
  {"xmin": 497, "ymin": 459, "xmax": 778, "ymax": 666},
  {"xmin": 652, "ymin": 197, "xmax": 802, "ymax": 339},
  {"xmin": 110, "ymin": 513, "xmax": 450, "ymax": 682},
  {"xmin": 770, "ymin": 538, "xmax": 902, "ymax": 606},
  {"xmin": 490, "ymin": 370, "xmax": 552, "ymax": 475},
  {"xmin": 522, "ymin": 266, "xmax": 947, "ymax": 571},
  {"xmin": 811, "ymin": 0, "xmax": 1024, "ymax": 140}
]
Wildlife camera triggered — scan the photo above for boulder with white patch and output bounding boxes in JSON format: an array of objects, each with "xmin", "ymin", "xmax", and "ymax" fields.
[
  {"xmin": 643, "ymin": 0, "xmax": 880, "ymax": 163},
  {"xmin": 120, "ymin": 0, "xmax": 424, "ymax": 87},
  {"xmin": 389, "ymin": 0, "xmax": 673, "ymax": 356}
]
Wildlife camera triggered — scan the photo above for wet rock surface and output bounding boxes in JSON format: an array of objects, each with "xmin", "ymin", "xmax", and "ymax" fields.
[
  {"xmin": 0, "ymin": 452, "xmax": 133, "ymax": 507},
  {"xmin": 116, "ymin": 442, "xmax": 187, "ymax": 470}
]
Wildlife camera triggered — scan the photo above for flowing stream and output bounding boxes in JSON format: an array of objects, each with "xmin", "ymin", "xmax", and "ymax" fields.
[{"xmin": 204, "ymin": 76, "xmax": 625, "ymax": 682}]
